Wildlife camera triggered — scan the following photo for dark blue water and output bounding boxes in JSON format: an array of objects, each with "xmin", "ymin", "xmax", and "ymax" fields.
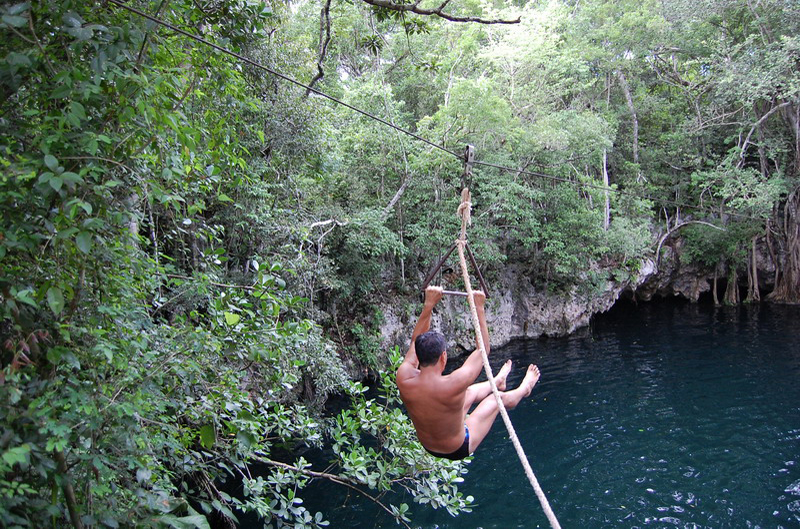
[{"xmin": 311, "ymin": 301, "xmax": 800, "ymax": 528}]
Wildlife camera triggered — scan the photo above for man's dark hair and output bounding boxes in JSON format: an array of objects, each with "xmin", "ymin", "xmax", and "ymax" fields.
[{"xmin": 415, "ymin": 331, "xmax": 446, "ymax": 367}]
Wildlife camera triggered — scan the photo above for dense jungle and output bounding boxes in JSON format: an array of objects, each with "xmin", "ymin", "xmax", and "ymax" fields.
[{"xmin": 1, "ymin": 0, "xmax": 799, "ymax": 527}]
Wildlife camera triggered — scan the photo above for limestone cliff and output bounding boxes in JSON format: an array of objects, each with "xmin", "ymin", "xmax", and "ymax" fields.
[
  {"xmin": 378, "ymin": 241, "xmax": 776, "ymax": 353},
  {"xmin": 379, "ymin": 260, "xmax": 657, "ymax": 354}
]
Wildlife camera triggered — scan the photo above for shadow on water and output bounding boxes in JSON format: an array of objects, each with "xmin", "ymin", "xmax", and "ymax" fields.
[{"xmin": 302, "ymin": 299, "xmax": 800, "ymax": 528}]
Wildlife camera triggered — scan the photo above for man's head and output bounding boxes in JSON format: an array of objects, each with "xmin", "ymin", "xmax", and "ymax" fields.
[{"xmin": 415, "ymin": 331, "xmax": 446, "ymax": 367}]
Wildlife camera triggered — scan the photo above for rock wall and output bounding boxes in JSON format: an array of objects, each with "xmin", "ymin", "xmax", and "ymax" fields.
[
  {"xmin": 379, "ymin": 241, "xmax": 776, "ymax": 353},
  {"xmin": 379, "ymin": 261, "xmax": 658, "ymax": 354}
]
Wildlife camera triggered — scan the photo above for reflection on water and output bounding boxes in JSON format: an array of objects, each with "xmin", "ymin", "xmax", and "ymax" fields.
[{"xmin": 307, "ymin": 301, "xmax": 800, "ymax": 528}]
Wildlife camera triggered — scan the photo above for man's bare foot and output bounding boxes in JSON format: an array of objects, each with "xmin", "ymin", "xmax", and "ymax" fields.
[
  {"xmin": 519, "ymin": 364, "xmax": 540, "ymax": 397},
  {"xmin": 495, "ymin": 360, "xmax": 512, "ymax": 391}
]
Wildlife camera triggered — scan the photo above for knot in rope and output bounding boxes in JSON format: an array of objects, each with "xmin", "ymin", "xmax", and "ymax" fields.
[
  {"xmin": 458, "ymin": 188, "xmax": 472, "ymax": 240},
  {"xmin": 457, "ymin": 201, "xmax": 471, "ymax": 225}
]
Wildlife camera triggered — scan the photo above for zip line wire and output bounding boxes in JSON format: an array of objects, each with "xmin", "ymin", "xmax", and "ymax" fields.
[
  {"xmin": 106, "ymin": 0, "xmax": 758, "ymax": 222},
  {"xmin": 105, "ymin": 0, "xmax": 460, "ymax": 160}
]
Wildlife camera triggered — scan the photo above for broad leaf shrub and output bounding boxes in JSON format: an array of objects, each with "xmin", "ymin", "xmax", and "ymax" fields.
[{"xmin": 0, "ymin": 1, "xmax": 473, "ymax": 527}]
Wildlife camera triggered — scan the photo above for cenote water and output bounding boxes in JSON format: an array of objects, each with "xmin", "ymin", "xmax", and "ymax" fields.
[{"xmin": 304, "ymin": 300, "xmax": 800, "ymax": 528}]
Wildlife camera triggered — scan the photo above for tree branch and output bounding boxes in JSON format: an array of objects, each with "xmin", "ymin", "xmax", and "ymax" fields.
[
  {"xmin": 361, "ymin": 0, "xmax": 520, "ymax": 24},
  {"xmin": 256, "ymin": 457, "xmax": 412, "ymax": 529},
  {"xmin": 55, "ymin": 450, "xmax": 84, "ymax": 529},
  {"xmin": 381, "ymin": 87, "xmax": 412, "ymax": 217},
  {"xmin": 308, "ymin": 219, "xmax": 349, "ymax": 229},
  {"xmin": 28, "ymin": 11, "xmax": 56, "ymax": 76},
  {"xmin": 165, "ymin": 274, "xmax": 257, "ymax": 290},
  {"xmin": 737, "ymin": 100, "xmax": 793, "ymax": 168},
  {"xmin": 384, "ymin": 175, "xmax": 411, "ymax": 217},
  {"xmin": 616, "ymin": 70, "xmax": 639, "ymax": 166},
  {"xmin": 135, "ymin": 0, "xmax": 171, "ymax": 72},
  {"xmin": 306, "ymin": 0, "xmax": 333, "ymax": 95},
  {"xmin": 655, "ymin": 220, "xmax": 726, "ymax": 266}
]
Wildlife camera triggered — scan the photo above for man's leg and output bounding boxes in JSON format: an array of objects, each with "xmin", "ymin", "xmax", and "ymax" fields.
[
  {"xmin": 462, "ymin": 360, "xmax": 513, "ymax": 415},
  {"xmin": 465, "ymin": 365, "xmax": 540, "ymax": 453}
]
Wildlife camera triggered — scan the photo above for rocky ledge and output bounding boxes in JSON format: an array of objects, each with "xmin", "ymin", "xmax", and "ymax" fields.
[{"xmin": 378, "ymin": 245, "xmax": 755, "ymax": 354}]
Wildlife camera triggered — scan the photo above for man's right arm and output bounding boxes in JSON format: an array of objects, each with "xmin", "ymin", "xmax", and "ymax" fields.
[{"xmin": 400, "ymin": 286, "xmax": 443, "ymax": 370}]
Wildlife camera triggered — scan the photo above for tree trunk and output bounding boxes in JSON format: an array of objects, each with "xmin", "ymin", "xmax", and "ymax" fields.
[
  {"xmin": 768, "ymin": 188, "xmax": 800, "ymax": 302},
  {"xmin": 723, "ymin": 267, "xmax": 740, "ymax": 305},
  {"xmin": 755, "ymin": 101, "xmax": 769, "ymax": 178},
  {"xmin": 746, "ymin": 235, "xmax": 761, "ymax": 302},
  {"xmin": 55, "ymin": 450, "xmax": 84, "ymax": 529},
  {"xmin": 616, "ymin": 71, "xmax": 639, "ymax": 167},
  {"xmin": 602, "ymin": 149, "xmax": 610, "ymax": 231},
  {"xmin": 778, "ymin": 102, "xmax": 800, "ymax": 176},
  {"xmin": 765, "ymin": 217, "xmax": 779, "ymax": 287},
  {"xmin": 712, "ymin": 268, "xmax": 720, "ymax": 306}
]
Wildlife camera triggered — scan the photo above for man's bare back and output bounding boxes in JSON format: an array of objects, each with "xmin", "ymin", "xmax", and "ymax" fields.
[{"xmin": 396, "ymin": 287, "xmax": 540, "ymax": 459}]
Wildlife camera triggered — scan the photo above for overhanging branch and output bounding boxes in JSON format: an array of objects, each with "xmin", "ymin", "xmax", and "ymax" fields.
[
  {"xmin": 256, "ymin": 457, "xmax": 412, "ymax": 529},
  {"xmin": 655, "ymin": 220, "xmax": 726, "ymax": 266},
  {"xmin": 306, "ymin": 0, "xmax": 332, "ymax": 95},
  {"xmin": 737, "ymin": 100, "xmax": 793, "ymax": 168},
  {"xmin": 361, "ymin": 0, "xmax": 520, "ymax": 24}
]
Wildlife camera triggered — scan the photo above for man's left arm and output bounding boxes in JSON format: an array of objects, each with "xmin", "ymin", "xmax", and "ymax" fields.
[{"xmin": 448, "ymin": 291, "xmax": 489, "ymax": 388}]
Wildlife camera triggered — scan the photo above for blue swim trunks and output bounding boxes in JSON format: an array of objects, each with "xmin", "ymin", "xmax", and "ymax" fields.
[{"xmin": 424, "ymin": 425, "xmax": 471, "ymax": 461}]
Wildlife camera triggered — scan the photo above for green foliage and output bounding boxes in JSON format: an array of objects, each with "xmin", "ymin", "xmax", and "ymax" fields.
[
  {"xmin": 330, "ymin": 348, "xmax": 474, "ymax": 518},
  {"xmin": 690, "ymin": 162, "xmax": 787, "ymax": 219},
  {"xmin": 682, "ymin": 221, "xmax": 760, "ymax": 271},
  {"xmin": 2, "ymin": 0, "xmax": 799, "ymax": 525},
  {"xmin": 328, "ymin": 209, "xmax": 407, "ymax": 300},
  {"xmin": 0, "ymin": 1, "xmax": 471, "ymax": 526}
]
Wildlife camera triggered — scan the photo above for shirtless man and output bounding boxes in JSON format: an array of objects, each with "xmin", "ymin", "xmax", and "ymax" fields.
[{"xmin": 396, "ymin": 286, "xmax": 540, "ymax": 460}]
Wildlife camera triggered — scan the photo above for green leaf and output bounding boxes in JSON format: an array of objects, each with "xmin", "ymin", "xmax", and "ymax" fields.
[
  {"xmin": 62, "ymin": 11, "xmax": 82, "ymax": 27},
  {"xmin": 49, "ymin": 176, "xmax": 63, "ymax": 191},
  {"xmin": 8, "ymin": 3, "xmax": 31, "ymax": 16},
  {"xmin": 236, "ymin": 430, "xmax": 256, "ymax": 450},
  {"xmin": 47, "ymin": 287, "xmax": 65, "ymax": 315},
  {"xmin": 157, "ymin": 513, "xmax": 211, "ymax": 529},
  {"xmin": 51, "ymin": 84, "xmax": 71, "ymax": 99},
  {"xmin": 2, "ymin": 444, "xmax": 31, "ymax": 467},
  {"xmin": 47, "ymin": 346, "xmax": 69, "ymax": 364},
  {"xmin": 6, "ymin": 51, "xmax": 31, "ymax": 66},
  {"xmin": 199, "ymin": 425, "xmax": 215, "ymax": 449},
  {"xmin": 14, "ymin": 288, "xmax": 38, "ymax": 308},
  {"xmin": 2, "ymin": 14, "xmax": 27, "ymax": 28},
  {"xmin": 44, "ymin": 154, "xmax": 58, "ymax": 171},
  {"xmin": 136, "ymin": 467, "xmax": 152, "ymax": 483},
  {"xmin": 75, "ymin": 231, "xmax": 93, "ymax": 254},
  {"xmin": 62, "ymin": 171, "xmax": 83, "ymax": 186},
  {"xmin": 70, "ymin": 101, "xmax": 86, "ymax": 120},
  {"xmin": 223, "ymin": 312, "xmax": 240, "ymax": 326}
]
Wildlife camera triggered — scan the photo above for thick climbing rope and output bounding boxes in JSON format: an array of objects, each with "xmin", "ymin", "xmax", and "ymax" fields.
[{"xmin": 455, "ymin": 188, "xmax": 562, "ymax": 529}]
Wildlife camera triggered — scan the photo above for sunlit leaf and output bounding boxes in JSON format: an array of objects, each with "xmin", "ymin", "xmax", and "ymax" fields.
[{"xmin": 224, "ymin": 312, "xmax": 240, "ymax": 326}]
